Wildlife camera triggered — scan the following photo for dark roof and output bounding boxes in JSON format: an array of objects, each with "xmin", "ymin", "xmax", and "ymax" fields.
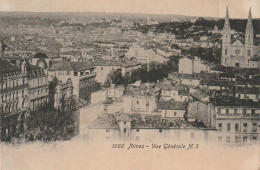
[
  {"xmin": 211, "ymin": 97, "xmax": 259, "ymax": 107},
  {"xmin": 200, "ymin": 79, "xmax": 230, "ymax": 87},
  {"xmin": 236, "ymin": 87, "xmax": 260, "ymax": 94},
  {"xmin": 88, "ymin": 59, "xmax": 141, "ymax": 68},
  {"xmin": 157, "ymin": 100, "xmax": 186, "ymax": 110},
  {"xmin": 0, "ymin": 59, "xmax": 20, "ymax": 74},
  {"xmin": 26, "ymin": 64, "xmax": 45, "ymax": 78},
  {"xmin": 33, "ymin": 53, "xmax": 48, "ymax": 59},
  {"xmin": 88, "ymin": 114, "xmax": 117, "ymax": 129},
  {"xmin": 49, "ymin": 61, "xmax": 95, "ymax": 72}
]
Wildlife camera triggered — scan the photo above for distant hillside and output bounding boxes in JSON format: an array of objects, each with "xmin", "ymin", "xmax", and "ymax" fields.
[{"xmin": 194, "ymin": 17, "xmax": 260, "ymax": 34}]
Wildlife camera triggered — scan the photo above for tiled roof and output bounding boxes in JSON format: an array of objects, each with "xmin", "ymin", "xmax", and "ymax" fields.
[
  {"xmin": 88, "ymin": 59, "xmax": 141, "ymax": 68},
  {"xmin": 33, "ymin": 52, "xmax": 48, "ymax": 59},
  {"xmin": 236, "ymin": 87, "xmax": 260, "ymax": 94},
  {"xmin": 157, "ymin": 100, "xmax": 186, "ymax": 110},
  {"xmin": 88, "ymin": 114, "xmax": 117, "ymax": 129},
  {"xmin": 211, "ymin": 97, "xmax": 259, "ymax": 107},
  {"xmin": 0, "ymin": 59, "xmax": 20, "ymax": 74},
  {"xmin": 49, "ymin": 61, "xmax": 95, "ymax": 72}
]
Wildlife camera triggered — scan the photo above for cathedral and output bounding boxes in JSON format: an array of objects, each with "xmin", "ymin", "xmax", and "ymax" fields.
[{"xmin": 221, "ymin": 7, "xmax": 259, "ymax": 68}]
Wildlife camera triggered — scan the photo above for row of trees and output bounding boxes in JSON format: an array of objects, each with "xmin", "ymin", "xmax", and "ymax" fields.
[
  {"xmin": 107, "ymin": 55, "xmax": 180, "ymax": 86},
  {"xmin": 182, "ymin": 47, "xmax": 221, "ymax": 64},
  {"xmin": 195, "ymin": 17, "xmax": 260, "ymax": 34}
]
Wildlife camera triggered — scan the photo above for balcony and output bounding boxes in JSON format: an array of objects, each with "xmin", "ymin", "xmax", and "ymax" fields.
[
  {"xmin": 1, "ymin": 83, "xmax": 28, "ymax": 92},
  {"xmin": 216, "ymin": 113, "xmax": 260, "ymax": 119},
  {"xmin": 79, "ymin": 73, "xmax": 96, "ymax": 79},
  {"xmin": 216, "ymin": 113, "xmax": 241, "ymax": 119}
]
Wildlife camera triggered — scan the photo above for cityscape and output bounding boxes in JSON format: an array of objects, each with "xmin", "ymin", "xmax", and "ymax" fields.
[{"xmin": 0, "ymin": 6, "xmax": 260, "ymax": 147}]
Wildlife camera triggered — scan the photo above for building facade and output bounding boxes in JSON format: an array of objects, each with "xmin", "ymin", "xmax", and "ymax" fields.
[
  {"xmin": 221, "ymin": 7, "xmax": 259, "ymax": 68},
  {"xmin": 0, "ymin": 60, "xmax": 30, "ymax": 139},
  {"xmin": 23, "ymin": 61, "xmax": 49, "ymax": 111}
]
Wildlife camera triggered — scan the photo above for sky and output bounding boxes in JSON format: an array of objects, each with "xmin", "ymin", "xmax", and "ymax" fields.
[{"xmin": 0, "ymin": 0, "xmax": 259, "ymax": 18}]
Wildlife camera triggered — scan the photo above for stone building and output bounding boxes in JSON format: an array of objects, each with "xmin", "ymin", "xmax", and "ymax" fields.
[
  {"xmin": 53, "ymin": 79, "xmax": 73, "ymax": 110},
  {"xmin": 0, "ymin": 59, "xmax": 30, "ymax": 139},
  {"xmin": 212, "ymin": 97, "xmax": 260, "ymax": 143},
  {"xmin": 221, "ymin": 7, "xmax": 259, "ymax": 68},
  {"xmin": 49, "ymin": 61, "xmax": 97, "ymax": 103},
  {"xmin": 22, "ymin": 61, "xmax": 49, "ymax": 111}
]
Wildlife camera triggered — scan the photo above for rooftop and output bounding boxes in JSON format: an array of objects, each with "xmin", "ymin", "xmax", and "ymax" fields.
[
  {"xmin": 0, "ymin": 59, "xmax": 20, "ymax": 74},
  {"xmin": 49, "ymin": 61, "xmax": 95, "ymax": 72},
  {"xmin": 33, "ymin": 52, "xmax": 48, "ymax": 59},
  {"xmin": 211, "ymin": 97, "xmax": 259, "ymax": 107},
  {"xmin": 157, "ymin": 100, "xmax": 186, "ymax": 110}
]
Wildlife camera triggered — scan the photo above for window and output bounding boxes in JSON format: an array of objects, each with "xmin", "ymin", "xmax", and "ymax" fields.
[
  {"xmin": 38, "ymin": 79, "xmax": 40, "ymax": 85},
  {"xmin": 74, "ymin": 72, "xmax": 78, "ymax": 76},
  {"xmin": 235, "ymin": 136, "xmax": 239, "ymax": 143},
  {"xmin": 234, "ymin": 109, "xmax": 238, "ymax": 114},
  {"xmin": 106, "ymin": 129, "xmax": 110, "ymax": 132},
  {"xmin": 225, "ymin": 49, "xmax": 227, "ymax": 55},
  {"xmin": 218, "ymin": 136, "xmax": 222, "ymax": 142},
  {"xmin": 123, "ymin": 128, "xmax": 127, "ymax": 133},
  {"xmin": 247, "ymin": 50, "xmax": 251, "ymax": 56},
  {"xmin": 217, "ymin": 108, "xmax": 221, "ymax": 113},
  {"xmin": 136, "ymin": 129, "xmax": 139, "ymax": 132},
  {"xmin": 124, "ymin": 122, "xmax": 126, "ymax": 125},
  {"xmin": 252, "ymin": 109, "xmax": 255, "ymax": 115},
  {"xmin": 219, "ymin": 123, "xmax": 222, "ymax": 131},
  {"xmin": 101, "ymin": 67, "xmax": 103, "ymax": 70},
  {"xmin": 136, "ymin": 101, "xmax": 139, "ymax": 104},
  {"xmin": 243, "ymin": 123, "xmax": 248, "ymax": 133},
  {"xmin": 235, "ymin": 123, "xmax": 239, "ymax": 132},
  {"xmin": 174, "ymin": 112, "xmax": 177, "ymax": 116},
  {"xmin": 146, "ymin": 101, "xmax": 149, "ymax": 107},
  {"xmin": 243, "ymin": 136, "xmax": 247, "ymax": 143},
  {"xmin": 243, "ymin": 109, "xmax": 247, "ymax": 114},
  {"xmin": 226, "ymin": 109, "xmax": 229, "ymax": 114},
  {"xmin": 252, "ymin": 123, "xmax": 257, "ymax": 133},
  {"xmin": 226, "ymin": 137, "xmax": 230, "ymax": 143},
  {"xmin": 227, "ymin": 123, "xmax": 231, "ymax": 132},
  {"xmin": 159, "ymin": 129, "xmax": 163, "ymax": 133}
]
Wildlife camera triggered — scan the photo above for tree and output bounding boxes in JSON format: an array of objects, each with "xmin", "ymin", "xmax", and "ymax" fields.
[{"xmin": 108, "ymin": 69, "xmax": 124, "ymax": 85}]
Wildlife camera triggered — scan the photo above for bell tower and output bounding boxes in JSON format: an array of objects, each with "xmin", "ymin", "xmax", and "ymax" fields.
[
  {"xmin": 245, "ymin": 7, "xmax": 254, "ymax": 59},
  {"xmin": 221, "ymin": 6, "xmax": 231, "ymax": 66}
]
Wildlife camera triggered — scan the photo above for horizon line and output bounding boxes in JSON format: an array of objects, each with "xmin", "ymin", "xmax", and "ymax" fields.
[{"xmin": 1, "ymin": 10, "xmax": 259, "ymax": 20}]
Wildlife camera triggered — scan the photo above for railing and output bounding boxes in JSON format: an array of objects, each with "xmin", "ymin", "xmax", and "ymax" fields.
[
  {"xmin": 1, "ymin": 83, "xmax": 28, "ymax": 92},
  {"xmin": 216, "ymin": 113, "xmax": 260, "ymax": 119},
  {"xmin": 79, "ymin": 73, "xmax": 96, "ymax": 79}
]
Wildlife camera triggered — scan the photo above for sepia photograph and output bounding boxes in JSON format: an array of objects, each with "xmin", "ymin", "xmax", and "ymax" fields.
[{"xmin": 0, "ymin": 0, "xmax": 260, "ymax": 169}]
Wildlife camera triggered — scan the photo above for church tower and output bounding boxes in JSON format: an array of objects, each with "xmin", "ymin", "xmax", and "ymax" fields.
[
  {"xmin": 221, "ymin": 6, "xmax": 231, "ymax": 66},
  {"xmin": 245, "ymin": 7, "xmax": 254, "ymax": 60}
]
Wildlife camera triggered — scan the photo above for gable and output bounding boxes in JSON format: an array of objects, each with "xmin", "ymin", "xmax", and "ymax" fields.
[{"xmin": 231, "ymin": 39, "xmax": 244, "ymax": 46}]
